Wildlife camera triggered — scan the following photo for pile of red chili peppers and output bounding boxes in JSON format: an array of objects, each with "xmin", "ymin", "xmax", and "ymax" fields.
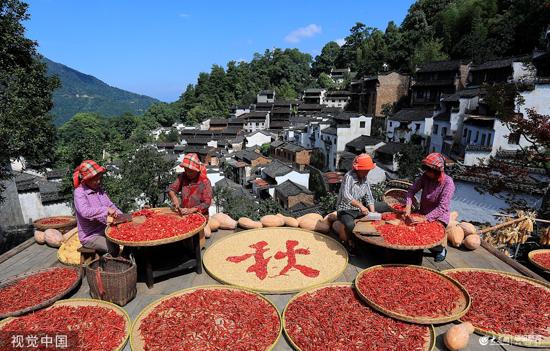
[
  {"xmin": 139, "ymin": 289, "xmax": 280, "ymax": 351},
  {"xmin": 0, "ymin": 305, "xmax": 127, "ymax": 351},
  {"xmin": 38, "ymin": 217, "xmax": 72, "ymax": 225},
  {"xmin": 446, "ymin": 270, "xmax": 550, "ymax": 338},
  {"xmin": 0, "ymin": 268, "xmax": 79, "ymax": 315},
  {"xmin": 372, "ymin": 213, "xmax": 445, "ymax": 246},
  {"xmin": 356, "ymin": 266, "xmax": 463, "ymax": 318},
  {"xmin": 531, "ymin": 252, "xmax": 550, "ymax": 270},
  {"xmin": 285, "ymin": 286, "xmax": 430, "ymax": 351},
  {"xmin": 109, "ymin": 212, "xmax": 205, "ymax": 242}
]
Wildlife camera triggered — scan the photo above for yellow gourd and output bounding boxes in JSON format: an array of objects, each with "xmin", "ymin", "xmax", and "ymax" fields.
[
  {"xmin": 447, "ymin": 226, "xmax": 465, "ymax": 247},
  {"xmin": 260, "ymin": 215, "xmax": 285, "ymax": 227},
  {"xmin": 208, "ymin": 218, "xmax": 220, "ymax": 231},
  {"xmin": 211, "ymin": 213, "xmax": 237, "ymax": 230},
  {"xmin": 238, "ymin": 217, "xmax": 263, "ymax": 229},
  {"xmin": 463, "ymin": 234, "xmax": 481, "ymax": 250},
  {"xmin": 444, "ymin": 322, "xmax": 474, "ymax": 350}
]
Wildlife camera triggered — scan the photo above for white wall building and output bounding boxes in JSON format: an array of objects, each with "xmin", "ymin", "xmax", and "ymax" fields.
[
  {"xmin": 245, "ymin": 131, "xmax": 272, "ymax": 148},
  {"xmin": 386, "ymin": 108, "xmax": 434, "ymax": 144},
  {"xmin": 257, "ymin": 90, "xmax": 275, "ymax": 104}
]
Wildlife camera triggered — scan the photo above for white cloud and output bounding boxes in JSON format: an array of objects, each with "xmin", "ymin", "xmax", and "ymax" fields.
[
  {"xmin": 284, "ymin": 24, "xmax": 322, "ymax": 43},
  {"xmin": 179, "ymin": 13, "xmax": 190, "ymax": 18},
  {"xmin": 336, "ymin": 38, "xmax": 346, "ymax": 46}
]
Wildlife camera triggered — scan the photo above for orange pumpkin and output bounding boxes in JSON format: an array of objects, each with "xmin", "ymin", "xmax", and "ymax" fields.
[
  {"xmin": 444, "ymin": 322, "xmax": 473, "ymax": 350},
  {"xmin": 459, "ymin": 222, "xmax": 477, "ymax": 236},
  {"xmin": 463, "ymin": 234, "xmax": 481, "ymax": 250},
  {"xmin": 260, "ymin": 215, "xmax": 285, "ymax": 227},
  {"xmin": 208, "ymin": 218, "xmax": 220, "ymax": 231},
  {"xmin": 238, "ymin": 217, "xmax": 263, "ymax": 229},
  {"xmin": 447, "ymin": 225, "xmax": 465, "ymax": 247},
  {"xmin": 212, "ymin": 213, "xmax": 237, "ymax": 230}
]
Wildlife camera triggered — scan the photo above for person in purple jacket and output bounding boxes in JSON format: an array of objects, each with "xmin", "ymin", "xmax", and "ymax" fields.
[
  {"xmin": 405, "ymin": 153, "xmax": 455, "ymax": 262},
  {"xmin": 73, "ymin": 160, "xmax": 121, "ymax": 255}
]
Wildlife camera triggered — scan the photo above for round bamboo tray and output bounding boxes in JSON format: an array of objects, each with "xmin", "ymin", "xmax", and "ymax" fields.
[
  {"xmin": 0, "ymin": 267, "xmax": 82, "ymax": 319},
  {"xmin": 202, "ymin": 227, "xmax": 348, "ymax": 294},
  {"xmin": 0, "ymin": 298, "xmax": 130, "ymax": 351},
  {"xmin": 354, "ymin": 264, "xmax": 471, "ymax": 325},
  {"xmin": 528, "ymin": 249, "xmax": 550, "ymax": 272},
  {"xmin": 353, "ymin": 217, "xmax": 446, "ymax": 251},
  {"xmin": 282, "ymin": 283, "xmax": 436, "ymax": 351},
  {"xmin": 383, "ymin": 188, "xmax": 419, "ymax": 211},
  {"xmin": 130, "ymin": 285, "xmax": 282, "ymax": 351},
  {"xmin": 442, "ymin": 268, "xmax": 550, "ymax": 348},
  {"xmin": 33, "ymin": 215, "xmax": 76, "ymax": 233},
  {"xmin": 105, "ymin": 213, "xmax": 206, "ymax": 247}
]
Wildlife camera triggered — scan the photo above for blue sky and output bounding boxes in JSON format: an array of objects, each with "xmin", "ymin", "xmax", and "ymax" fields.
[{"xmin": 25, "ymin": 0, "xmax": 414, "ymax": 102}]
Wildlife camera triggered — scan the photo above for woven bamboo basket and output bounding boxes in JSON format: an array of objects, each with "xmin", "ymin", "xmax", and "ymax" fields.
[
  {"xmin": 33, "ymin": 215, "xmax": 77, "ymax": 234},
  {"xmin": 0, "ymin": 267, "xmax": 82, "ymax": 319},
  {"xmin": 354, "ymin": 264, "xmax": 471, "ymax": 325},
  {"xmin": 130, "ymin": 285, "xmax": 282, "ymax": 351},
  {"xmin": 528, "ymin": 249, "xmax": 550, "ymax": 272},
  {"xmin": 282, "ymin": 283, "xmax": 436, "ymax": 351},
  {"xmin": 0, "ymin": 298, "xmax": 131, "ymax": 351},
  {"xmin": 442, "ymin": 267, "xmax": 550, "ymax": 348},
  {"xmin": 85, "ymin": 257, "xmax": 137, "ymax": 306},
  {"xmin": 383, "ymin": 188, "xmax": 419, "ymax": 211},
  {"xmin": 105, "ymin": 213, "xmax": 206, "ymax": 247}
]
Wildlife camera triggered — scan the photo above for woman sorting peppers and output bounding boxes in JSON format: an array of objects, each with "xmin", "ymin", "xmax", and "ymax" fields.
[
  {"xmin": 167, "ymin": 152, "xmax": 213, "ymax": 222},
  {"xmin": 405, "ymin": 153, "xmax": 455, "ymax": 262},
  {"xmin": 336, "ymin": 154, "xmax": 377, "ymax": 253},
  {"xmin": 73, "ymin": 160, "xmax": 121, "ymax": 255}
]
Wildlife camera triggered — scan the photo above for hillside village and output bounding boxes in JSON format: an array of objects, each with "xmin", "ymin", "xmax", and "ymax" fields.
[{"xmin": 3, "ymin": 28, "xmax": 549, "ymax": 238}]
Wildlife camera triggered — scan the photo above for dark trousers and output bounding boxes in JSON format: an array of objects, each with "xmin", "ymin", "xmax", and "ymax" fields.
[{"xmin": 337, "ymin": 209, "xmax": 362, "ymax": 235}]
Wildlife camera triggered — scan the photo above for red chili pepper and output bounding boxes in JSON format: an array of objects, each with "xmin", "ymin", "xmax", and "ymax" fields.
[
  {"xmin": 285, "ymin": 286, "xmax": 431, "ymax": 351},
  {"xmin": 0, "ymin": 305, "xmax": 126, "ymax": 351},
  {"xmin": 356, "ymin": 266, "xmax": 463, "ymax": 318},
  {"xmin": 372, "ymin": 214, "xmax": 445, "ymax": 246},
  {"xmin": 138, "ymin": 289, "xmax": 280, "ymax": 351},
  {"xmin": 39, "ymin": 217, "xmax": 72, "ymax": 225},
  {"xmin": 0, "ymin": 268, "xmax": 79, "ymax": 315},
  {"xmin": 447, "ymin": 270, "xmax": 550, "ymax": 338},
  {"xmin": 531, "ymin": 252, "xmax": 550, "ymax": 270},
  {"xmin": 109, "ymin": 212, "xmax": 205, "ymax": 242}
]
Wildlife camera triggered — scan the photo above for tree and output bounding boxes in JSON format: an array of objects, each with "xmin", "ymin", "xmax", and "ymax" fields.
[
  {"xmin": 316, "ymin": 73, "xmax": 336, "ymax": 90},
  {"xmin": 396, "ymin": 144, "xmax": 425, "ymax": 180},
  {"xmin": 411, "ymin": 38, "xmax": 449, "ymax": 70},
  {"xmin": 258, "ymin": 199, "xmax": 285, "ymax": 217},
  {"xmin": 213, "ymin": 187, "xmax": 259, "ymax": 220},
  {"xmin": 311, "ymin": 41, "xmax": 341, "ymax": 77},
  {"xmin": 0, "ymin": 0, "xmax": 60, "ymax": 203},
  {"xmin": 319, "ymin": 193, "xmax": 337, "ymax": 215}
]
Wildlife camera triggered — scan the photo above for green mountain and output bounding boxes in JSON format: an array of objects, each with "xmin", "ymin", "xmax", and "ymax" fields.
[{"xmin": 44, "ymin": 58, "xmax": 159, "ymax": 125}]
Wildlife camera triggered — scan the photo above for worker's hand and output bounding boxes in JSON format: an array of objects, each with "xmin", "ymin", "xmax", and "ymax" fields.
[
  {"xmin": 171, "ymin": 200, "xmax": 182, "ymax": 215},
  {"xmin": 404, "ymin": 204, "xmax": 412, "ymax": 217},
  {"xmin": 107, "ymin": 208, "xmax": 119, "ymax": 218},
  {"xmin": 360, "ymin": 206, "xmax": 370, "ymax": 216},
  {"xmin": 180, "ymin": 208, "xmax": 197, "ymax": 215}
]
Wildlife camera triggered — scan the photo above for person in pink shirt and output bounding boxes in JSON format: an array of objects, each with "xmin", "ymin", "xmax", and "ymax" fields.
[
  {"xmin": 405, "ymin": 153, "xmax": 455, "ymax": 262},
  {"xmin": 73, "ymin": 160, "xmax": 121, "ymax": 255}
]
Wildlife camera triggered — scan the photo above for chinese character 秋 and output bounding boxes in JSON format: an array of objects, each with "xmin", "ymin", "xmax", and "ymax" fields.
[
  {"xmin": 274, "ymin": 240, "xmax": 320, "ymax": 277},
  {"xmin": 226, "ymin": 241, "xmax": 271, "ymax": 280}
]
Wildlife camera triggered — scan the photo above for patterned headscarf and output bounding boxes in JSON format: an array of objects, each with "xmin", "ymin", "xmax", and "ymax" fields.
[
  {"xmin": 180, "ymin": 153, "xmax": 207, "ymax": 180},
  {"xmin": 72, "ymin": 160, "xmax": 106, "ymax": 188},
  {"xmin": 422, "ymin": 153, "xmax": 445, "ymax": 182}
]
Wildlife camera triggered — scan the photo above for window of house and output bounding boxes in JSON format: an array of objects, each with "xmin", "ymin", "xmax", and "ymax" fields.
[
  {"xmin": 360, "ymin": 121, "xmax": 366, "ymax": 128},
  {"xmin": 486, "ymin": 133, "xmax": 492, "ymax": 146},
  {"xmin": 467, "ymin": 130, "xmax": 472, "ymax": 143},
  {"xmin": 416, "ymin": 90, "xmax": 425, "ymax": 99},
  {"xmin": 389, "ymin": 121, "xmax": 393, "ymax": 127},
  {"xmin": 463, "ymin": 128, "xmax": 467, "ymax": 138},
  {"xmin": 474, "ymin": 131, "xmax": 479, "ymax": 143},
  {"xmin": 415, "ymin": 123, "xmax": 421, "ymax": 131},
  {"xmin": 334, "ymin": 158, "xmax": 336, "ymax": 167},
  {"xmin": 481, "ymin": 133, "xmax": 486, "ymax": 145},
  {"xmin": 442, "ymin": 127, "xmax": 447, "ymax": 136},
  {"xmin": 508, "ymin": 132, "xmax": 520, "ymax": 145},
  {"xmin": 433, "ymin": 124, "xmax": 439, "ymax": 135}
]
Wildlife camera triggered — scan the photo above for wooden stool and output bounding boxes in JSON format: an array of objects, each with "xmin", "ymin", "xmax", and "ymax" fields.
[{"xmin": 78, "ymin": 247, "xmax": 99, "ymax": 266}]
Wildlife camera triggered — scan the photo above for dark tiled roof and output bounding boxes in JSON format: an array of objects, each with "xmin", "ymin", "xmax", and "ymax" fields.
[
  {"xmin": 304, "ymin": 88, "xmax": 325, "ymax": 93},
  {"xmin": 269, "ymin": 121, "xmax": 290, "ymax": 129},
  {"xmin": 280, "ymin": 143, "xmax": 308, "ymax": 152},
  {"xmin": 417, "ymin": 60, "xmax": 463, "ymax": 73},
  {"xmin": 263, "ymin": 160, "xmax": 293, "ymax": 178},
  {"xmin": 183, "ymin": 145, "xmax": 215, "ymax": 155},
  {"xmin": 156, "ymin": 142, "xmax": 177, "ymax": 148},
  {"xmin": 209, "ymin": 118, "xmax": 228, "ymax": 125},
  {"xmin": 338, "ymin": 151, "xmax": 357, "ymax": 171},
  {"xmin": 259, "ymin": 90, "xmax": 274, "ymax": 95},
  {"xmin": 469, "ymin": 58, "xmax": 515, "ymax": 71},
  {"xmin": 45, "ymin": 169, "xmax": 66, "ymax": 179},
  {"xmin": 234, "ymin": 150, "xmax": 266, "ymax": 163},
  {"xmin": 39, "ymin": 181, "xmax": 68, "ymax": 204},
  {"xmin": 298, "ymin": 104, "xmax": 324, "ymax": 111},
  {"xmin": 270, "ymin": 140, "xmax": 285, "ymax": 148},
  {"xmin": 441, "ymin": 88, "xmax": 482, "ymax": 102},
  {"xmin": 274, "ymin": 100, "xmax": 300, "ymax": 106},
  {"xmin": 464, "ymin": 117, "xmax": 495, "ymax": 128},
  {"xmin": 375, "ymin": 142, "xmax": 407, "ymax": 155},
  {"xmin": 276, "ymin": 179, "xmax": 313, "ymax": 198},
  {"xmin": 390, "ymin": 108, "xmax": 433, "ymax": 122},
  {"xmin": 184, "ymin": 136, "xmax": 213, "ymax": 145},
  {"xmin": 215, "ymin": 178, "xmax": 253, "ymax": 198},
  {"xmin": 272, "ymin": 107, "xmax": 291, "ymax": 113},
  {"xmin": 322, "ymin": 127, "xmax": 337, "ymax": 135},
  {"xmin": 346, "ymin": 135, "xmax": 383, "ymax": 150},
  {"xmin": 15, "ymin": 172, "xmax": 40, "ymax": 192},
  {"xmin": 465, "ymin": 145, "xmax": 493, "ymax": 152},
  {"xmin": 433, "ymin": 111, "xmax": 451, "ymax": 121},
  {"xmin": 331, "ymin": 68, "xmax": 350, "ymax": 73},
  {"xmin": 289, "ymin": 204, "xmax": 322, "ymax": 217},
  {"xmin": 413, "ymin": 79, "xmax": 455, "ymax": 87}
]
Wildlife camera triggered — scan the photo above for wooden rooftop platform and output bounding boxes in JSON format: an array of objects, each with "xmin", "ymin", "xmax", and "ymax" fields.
[{"xmin": 0, "ymin": 229, "xmax": 547, "ymax": 351}]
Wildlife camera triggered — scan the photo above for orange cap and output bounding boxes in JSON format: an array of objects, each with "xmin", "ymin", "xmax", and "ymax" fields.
[{"xmin": 352, "ymin": 154, "xmax": 376, "ymax": 171}]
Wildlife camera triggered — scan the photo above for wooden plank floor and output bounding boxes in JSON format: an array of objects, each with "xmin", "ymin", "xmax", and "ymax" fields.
[{"xmin": 0, "ymin": 230, "xmax": 546, "ymax": 351}]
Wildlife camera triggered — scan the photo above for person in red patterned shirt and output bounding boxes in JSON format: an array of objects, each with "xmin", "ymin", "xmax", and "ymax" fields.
[{"xmin": 167, "ymin": 153, "xmax": 213, "ymax": 217}]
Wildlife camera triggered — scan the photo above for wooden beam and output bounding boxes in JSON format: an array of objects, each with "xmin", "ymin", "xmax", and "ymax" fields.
[
  {"xmin": 480, "ymin": 240, "xmax": 547, "ymax": 281},
  {"xmin": 478, "ymin": 217, "xmax": 526, "ymax": 234},
  {"xmin": 0, "ymin": 237, "xmax": 35, "ymax": 265}
]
